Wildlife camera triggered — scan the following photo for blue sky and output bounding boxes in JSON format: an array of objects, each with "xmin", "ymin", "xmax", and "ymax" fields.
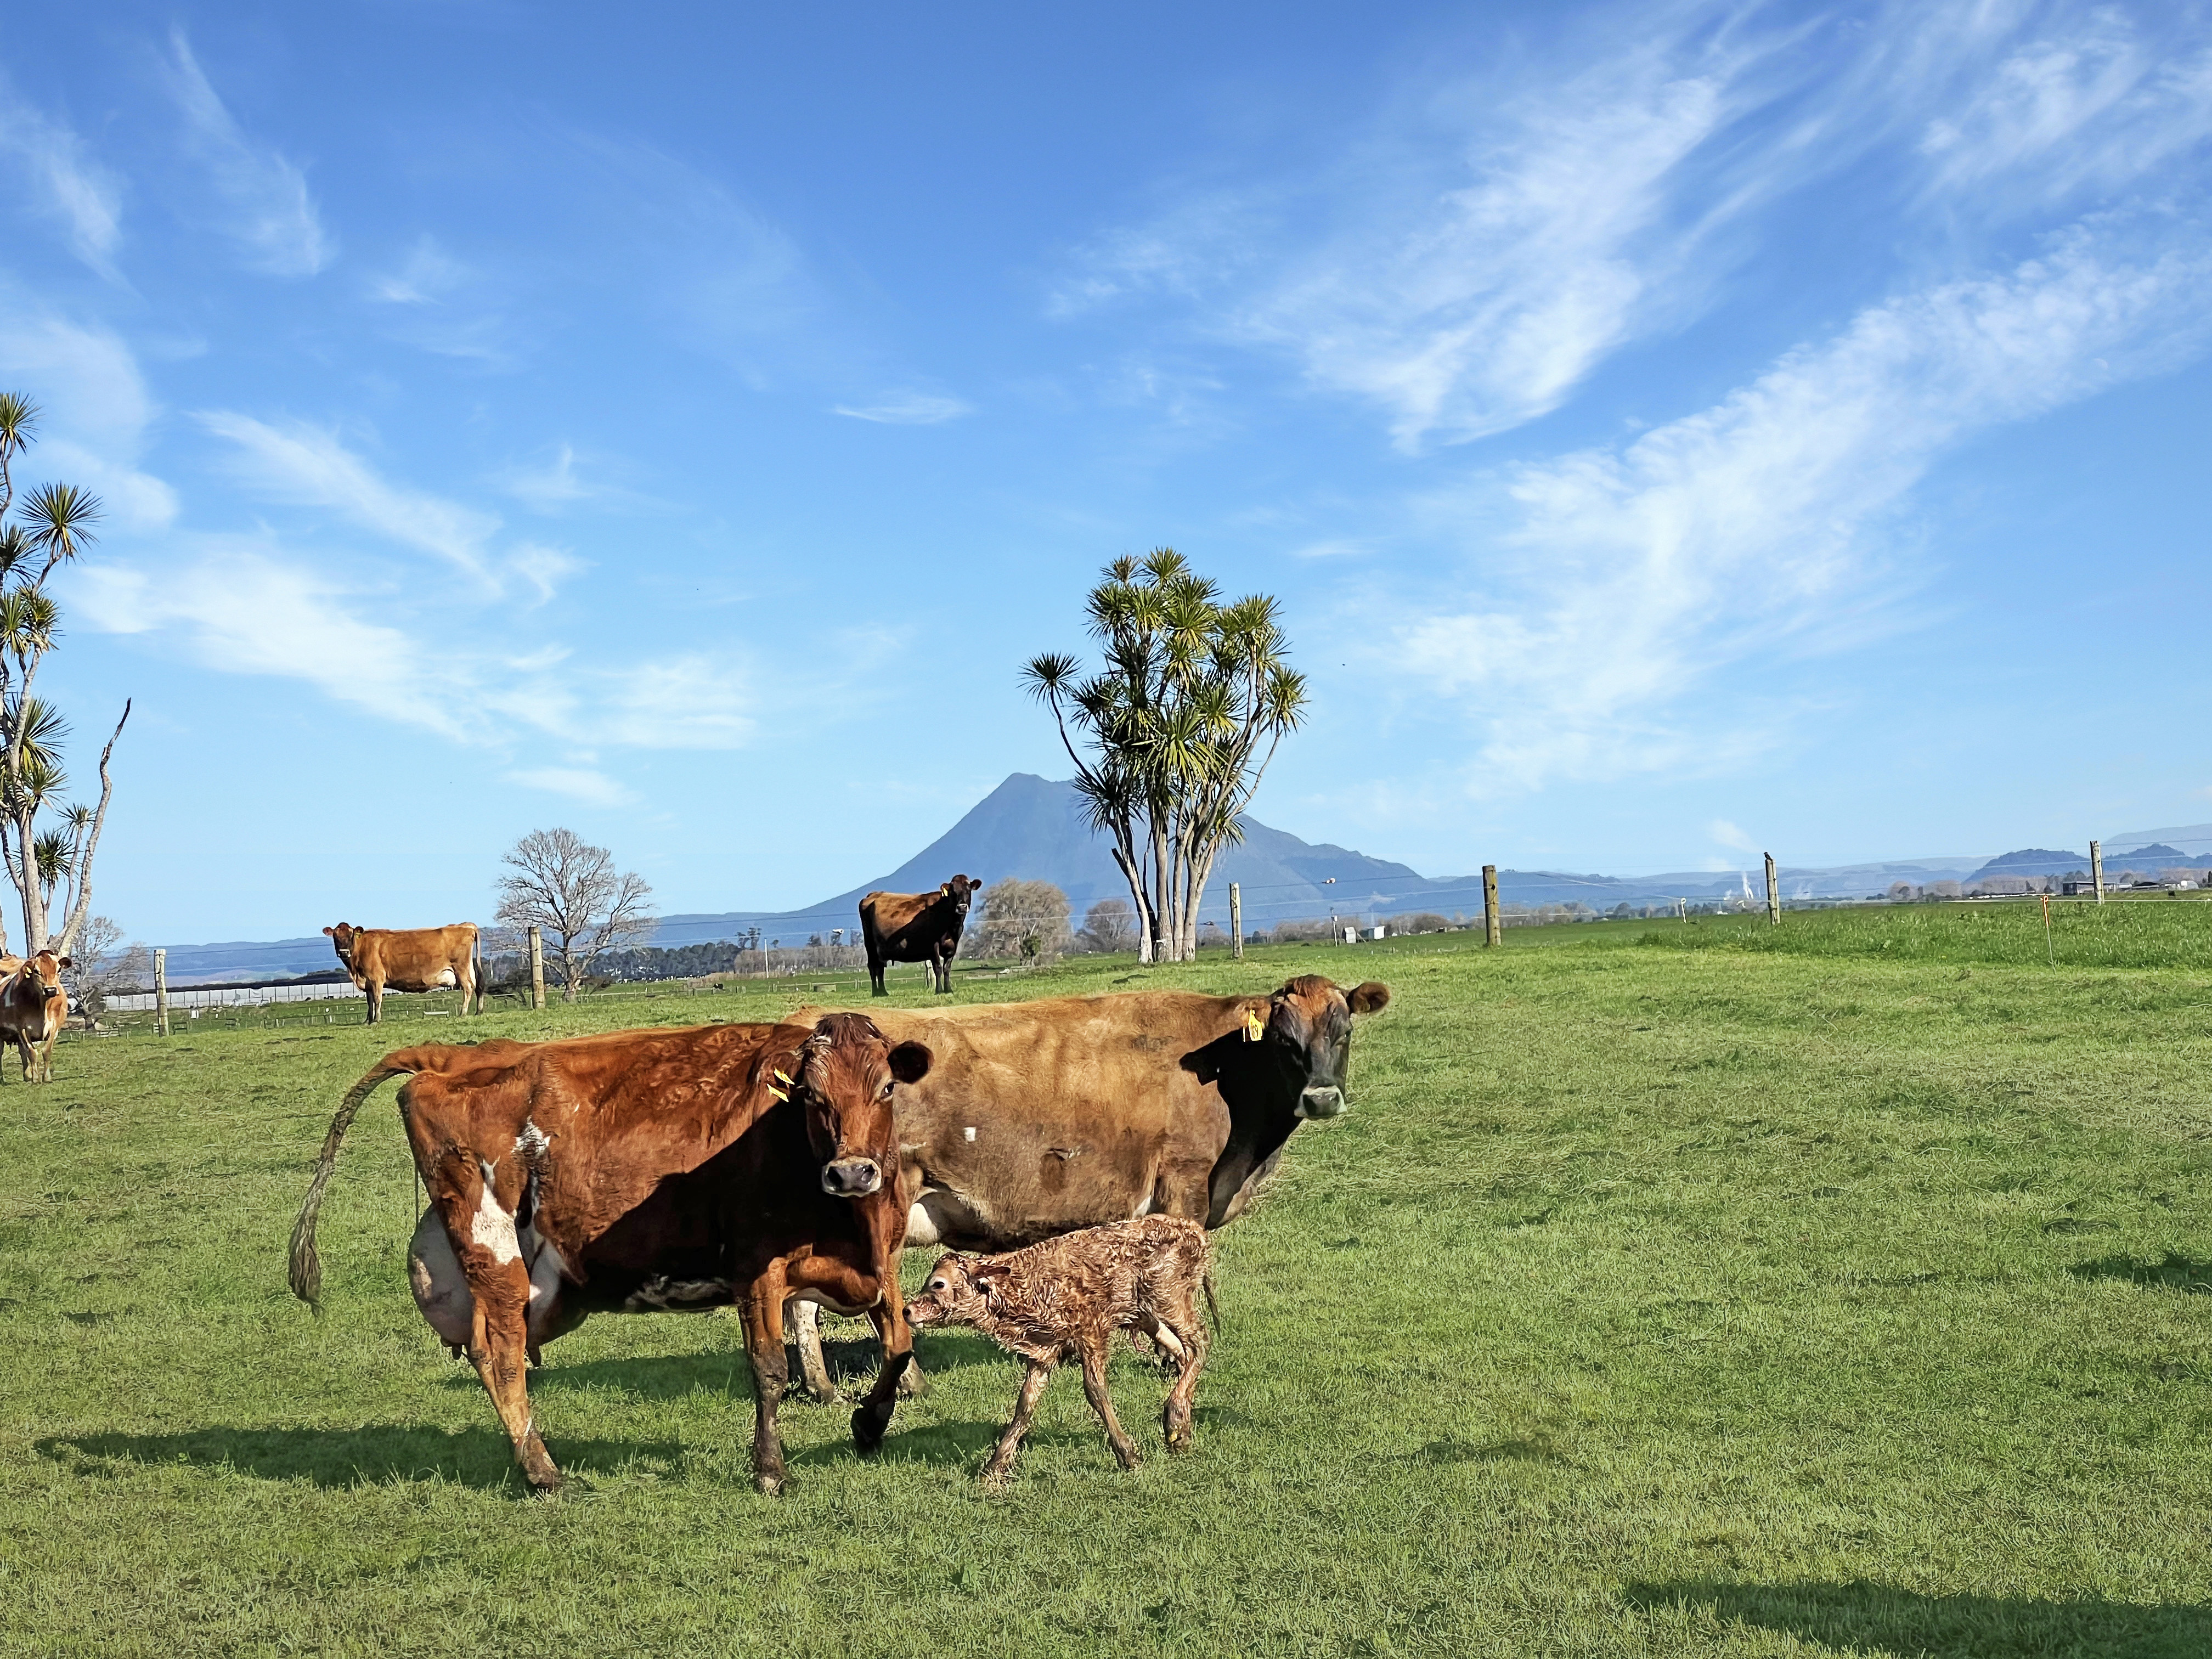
[{"xmin": 3, "ymin": 0, "xmax": 2209, "ymax": 941}]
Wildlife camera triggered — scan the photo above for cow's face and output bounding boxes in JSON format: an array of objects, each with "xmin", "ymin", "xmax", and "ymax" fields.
[
  {"xmin": 22, "ymin": 951, "xmax": 68, "ymax": 996},
  {"xmin": 323, "ymin": 924, "xmax": 358, "ymax": 965},
  {"xmin": 906, "ymin": 1253, "xmax": 992, "ymax": 1328},
  {"xmin": 938, "ymin": 874, "xmax": 982, "ymax": 923},
  {"xmin": 795, "ymin": 1013, "xmax": 933, "ymax": 1198},
  {"xmin": 1250, "ymin": 975, "xmax": 1391, "ymax": 1119}
]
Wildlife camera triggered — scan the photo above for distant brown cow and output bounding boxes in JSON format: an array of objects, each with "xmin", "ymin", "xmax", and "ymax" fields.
[
  {"xmin": 859, "ymin": 875, "xmax": 981, "ymax": 995},
  {"xmin": 288, "ymin": 1013, "xmax": 932, "ymax": 1494},
  {"xmin": 323, "ymin": 922, "xmax": 480, "ymax": 1024},
  {"xmin": 908, "ymin": 1215, "xmax": 1214, "ymax": 1485},
  {"xmin": 0, "ymin": 950, "xmax": 70, "ymax": 1082},
  {"xmin": 787, "ymin": 974, "xmax": 1389, "ymax": 1400}
]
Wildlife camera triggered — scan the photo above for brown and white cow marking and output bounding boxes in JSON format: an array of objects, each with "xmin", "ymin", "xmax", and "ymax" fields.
[
  {"xmin": 0, "ymin": 951, "xmax": 71, "ymax": 1083},
  {"xmin": 289, "ymin": 1013, "xmax": 930, "ymax": 1494},
  {"xmin": 322, "ymin": 922, "xmax": 481, "ymax": 1024},
  {"xmin": 907, "ymin": 1215, "xmax": 1214, "ymax": 1485}
]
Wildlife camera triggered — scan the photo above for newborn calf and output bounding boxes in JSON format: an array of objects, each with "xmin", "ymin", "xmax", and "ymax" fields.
[{"xmin": 907, "ymin": 1214, "xmax": 1214, "ymax": 1485}]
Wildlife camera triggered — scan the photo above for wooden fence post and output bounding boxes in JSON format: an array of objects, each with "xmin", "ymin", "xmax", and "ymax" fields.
[
  {"xmin": 153, "ymin": 949, "xmax": 170, "ymax": 1037},
  {"xmin": 2090, "ymin": 840, "xmax": 2104, "ymax": 905},
  {"xmin": 528, "ymin": 926, "xmax": 546, "ymax": 1010},
  {"xmin": 1483, "ymin": 865, "xmax": 1501, "ymax": 947},
  {"xmin": 1764, "ymin": 852, "xmax": 1781, "ymax": 926},
  {"xmin": 1230, "ymin": 883, "xmax": 1243, "ymax": 960}
]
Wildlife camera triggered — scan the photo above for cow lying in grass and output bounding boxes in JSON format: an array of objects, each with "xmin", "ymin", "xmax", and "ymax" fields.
[{"xmin": 906, "ymin": 1214, "xmax": 1214, "ymax": 1486}]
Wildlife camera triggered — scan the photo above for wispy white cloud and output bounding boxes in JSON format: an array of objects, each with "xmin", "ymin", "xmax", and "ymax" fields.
[
  {"xmin": 195, "ymin": 412, "xmax": 500, "ymax": 584},
  {"xmin": 0, "ymin": 305, "xmax": 176, "ymax": 530},
  {"xmin": 365, "ymin": 235, "xmax": 470, "ymax": 305},
  {"xmin": 505, "ymin": 766, "xmax": 634, "ymax": 806},
  {"xmin": 1054, "ymin": 1, "xmax": 2212, "ymax": 452},
  {"xmin": 0, "ymin": 78, "xmax": 124, "ymax": 277},
  {"xmin": 164, "ymin": 30, "xmax": 331, "ymax": 276},
  {"xmin": 1708, "ymin": 819, "xmax": 1758, "ymax": 853},
  {"xmin": 76, "ymin": 546, "xmax": 466, "ymax": 740},
  {"xmin": 833, "ymin": 392, "xmax": 973, "ymax": 425},
  {"xmin": 78, "ymin": 540, "xmax": 753, "ymax": 758},
  {"xmin": 1397, "ymin": 215, "xmax": 2212, "ymax": 788}
]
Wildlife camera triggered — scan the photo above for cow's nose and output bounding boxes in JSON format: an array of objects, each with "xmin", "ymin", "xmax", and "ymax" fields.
[
  {"xmin": 821, "ymin": 1157, "xmax": 883, "ymax": 1197},
  {"xmin": 1298, "ymin": 1086, "xmax": 1346, "ymax": 1120}
]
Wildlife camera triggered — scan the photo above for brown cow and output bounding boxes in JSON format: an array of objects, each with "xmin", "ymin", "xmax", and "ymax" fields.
[
  {"xmin": 288, "ymin": 1013, "xmax": 932, "ymax": 1493},
  {"xmin": 908, "ymin": 1215, "xmax": 1214, "ymax": 1485},
  {"xmin": 859, "ymin": 875, "xmax": 981, "ymax": 995},
  {"xmin": 0, "ymin": 951, "xmax": 71, "ymax": 1083},
  {"xmin": 788, "ymin": 974, "xmax": 1388, "ymax": 1398},
  {"xmin": 323, "ymin": 922, "xmax": 481, "ymax": 1024}
]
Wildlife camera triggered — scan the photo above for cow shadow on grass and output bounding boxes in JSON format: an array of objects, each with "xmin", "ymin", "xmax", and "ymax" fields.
[
  {"xmin": 483, "ymin": 1329, "xmax": 1008, "ymax": 1406},
  {"xmin": 1627, "ymin": 1581, "xmax": 2210, "ymax": 1658},
  {"xmin": 2068, "ymin": 1251, "xmax": 2212, "ymax": 1294},
  {"xmin": 37, "ymin": 1426, "xmax": 682, "ymax": 1491}
]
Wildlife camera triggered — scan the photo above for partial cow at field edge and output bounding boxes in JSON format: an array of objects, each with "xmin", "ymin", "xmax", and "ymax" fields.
[{"xmin": 0, "ymin": 949, "xmax": 70, "ymax": 1082}]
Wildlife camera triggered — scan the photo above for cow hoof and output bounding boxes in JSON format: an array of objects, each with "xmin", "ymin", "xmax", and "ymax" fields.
[
  {"xmin": 805, "ymin": 1384, "xmax": 842, "ymax": 1406},
  {"xmin": 895, "ymin": 1364, "xmax": 926, "ymax": 1399},
  {"xmin": 979, "ymin": 1466, "xmax": 1014, "ymax": 1491},
  {"xmin": 754, "ymin": 1470, "xmax": 786, "ymax": 1497},
  {"xmin": 851, "ymin": 1407, "xmax": 890, "ymax": 1455}
]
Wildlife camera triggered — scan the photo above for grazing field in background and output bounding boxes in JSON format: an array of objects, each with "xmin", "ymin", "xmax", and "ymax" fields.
[{"xmin": 4, "ymin": 914, "xmax": 2211, "ymax": 1656}]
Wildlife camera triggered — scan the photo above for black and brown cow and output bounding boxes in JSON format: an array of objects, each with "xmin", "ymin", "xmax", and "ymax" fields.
[
  {"xmin": 323, "ymin": 922, "xmax": 480, "ymax": 1024},
  {"xmin": 859, "ymin": 875, "xmax": 981, "ymax": 996},
  {"xmin": 0, "ymin": 950, "xmax": 71, "ymax": 1082},
  {"xmin": 787, "ymin": 973, "xmax": 1389, "ymax": 1398},
  {"xmin": 289, "ymin": 1013, "xmax": 932, "ymax": 1493}
]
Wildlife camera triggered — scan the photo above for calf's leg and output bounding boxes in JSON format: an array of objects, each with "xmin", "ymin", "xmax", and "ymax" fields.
[
  {"xmin": 1159, "ymin": 1313, "xmax": 1208, "ymax": 1453},
  {"xmin": 1079, "ymin": 1340, "xmax": 1142, "ymax": 1470},
  {"xmin": 980, "ymin": 1359, "xmax": 1053, "ymax": 1488}
]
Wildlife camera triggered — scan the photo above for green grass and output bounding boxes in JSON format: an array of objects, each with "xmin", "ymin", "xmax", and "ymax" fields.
[
  {"xmin": 1642, "ymin": 893, "xmax": 2212, "ymax": 969},
  {"xmin": 4, "ymin": 924, "xmax": 2211, "ymax": 1655}
]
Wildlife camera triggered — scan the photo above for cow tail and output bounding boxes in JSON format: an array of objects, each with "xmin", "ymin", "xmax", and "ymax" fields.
[{"xmin": 288, "ymin": 1058, "xmax": 415, "ymax": 1307}]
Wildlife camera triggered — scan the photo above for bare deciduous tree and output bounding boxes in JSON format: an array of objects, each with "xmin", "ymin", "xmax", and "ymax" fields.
[
  {"xmin": 972, "ymin": 878, "xmax": 1071, "ymax": 965},
  {"xmin": 493, "ymin": 828, "xmax": 654, "ymax": 1001},
  {"xmin": 66, "ymin": 914, "xmax": 150, "ymax": 1029},
  {"xmin": 1077, "ymin": 897, "xmax": 1137, "ymax": 954}
]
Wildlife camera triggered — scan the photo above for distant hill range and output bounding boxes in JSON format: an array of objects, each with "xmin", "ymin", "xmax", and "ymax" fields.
[{"xmin": 151, "ymin": 775, "xmax": 2203, "ymax": 984}]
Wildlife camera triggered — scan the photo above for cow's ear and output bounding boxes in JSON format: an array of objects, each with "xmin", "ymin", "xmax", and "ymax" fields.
[
  {"xmin": 888, "ymin": 1041, "xmax": 932, "ymax": 1085},
  {"xmin": 323, "ymin": 927, "xmax": 335, "ymax": 937},
  {"xmin": 1348, "ymin": 981, "xmax": 1391, "ymax": 1014},
  {"xmin": 57, "ymin": 957, "xmax": 71, "ymax": 970}
]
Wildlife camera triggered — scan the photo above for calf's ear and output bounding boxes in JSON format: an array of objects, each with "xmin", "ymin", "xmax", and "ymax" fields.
[
  {"xmin": 57, "ymin": 957, "xmax": 71, "ymax": 970},
  {"xmin": 1348, "ymin": 981, "xmax": 1391, "ymax": 1014},
  {"xmin": 888, "ymin": 1041, "xmax": 933, "ymax": 1085}
]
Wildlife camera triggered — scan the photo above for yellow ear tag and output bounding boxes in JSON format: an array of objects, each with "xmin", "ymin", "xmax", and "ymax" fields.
[
  {"xmin": 770, "ymin": 1068, "xmax": 794, "ymax": 1102},
  {"xmin": 1244, "ymin": 1009, "xmax": 1265, "ymax": 1042}
]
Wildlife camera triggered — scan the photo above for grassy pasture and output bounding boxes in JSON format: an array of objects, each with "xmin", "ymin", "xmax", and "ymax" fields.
[{"xmin": 2, "ymin": 912, "xmax": 2210, "ymax": 1656}]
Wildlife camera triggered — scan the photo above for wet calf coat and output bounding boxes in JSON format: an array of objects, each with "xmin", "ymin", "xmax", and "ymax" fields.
[
  {"xmin": 289, "ymin": 1013, "xmax": 930, "ymax": 1493},
  {"xmin": 907, "ymin": 1215, "xmax": 1213, "ymax": 1485}
]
